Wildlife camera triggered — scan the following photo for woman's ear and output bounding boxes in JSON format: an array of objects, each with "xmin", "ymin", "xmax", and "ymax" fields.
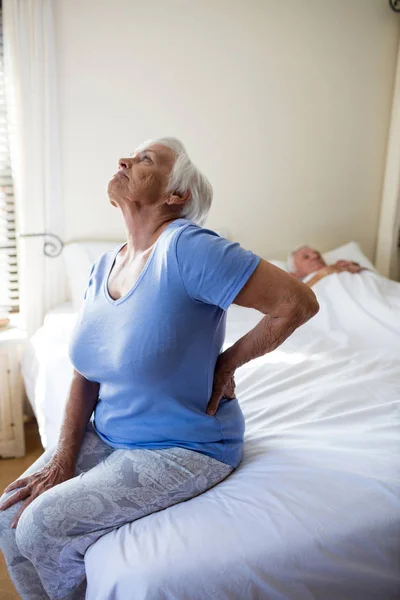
[{"xmin": 166, "ymin": 189, "xmax": 191, "ymax": 206}]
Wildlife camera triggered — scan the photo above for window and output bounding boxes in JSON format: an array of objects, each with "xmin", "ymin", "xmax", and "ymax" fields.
[{"xmin": 0, "ymin": 3, "xmax": 18, "ymax": 313}]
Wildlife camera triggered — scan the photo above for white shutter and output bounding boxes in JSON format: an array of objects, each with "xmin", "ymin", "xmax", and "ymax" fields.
[{"xmin": 0, "ymin": 4, "xmax": 18, "ymax": 313}]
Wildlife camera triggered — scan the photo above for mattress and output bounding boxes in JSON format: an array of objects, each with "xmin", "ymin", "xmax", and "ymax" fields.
[{"xmin": 20, "ymin": 272, "xmax": 400, "ymax": 599}]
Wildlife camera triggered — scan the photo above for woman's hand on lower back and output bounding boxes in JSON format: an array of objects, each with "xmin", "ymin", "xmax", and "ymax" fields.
[
  {"xmin": 206, "ymin": 353, "xmax": 236, "ymax": 416},
  {"xmin": 0, "ymin": 456, "xmax": 76, "ymax": 528}
]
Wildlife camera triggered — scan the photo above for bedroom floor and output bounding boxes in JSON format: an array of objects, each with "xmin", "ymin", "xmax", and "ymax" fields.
[{"xmin": 0, "ymin": 419, "xmax": 44, "ymax": 600}]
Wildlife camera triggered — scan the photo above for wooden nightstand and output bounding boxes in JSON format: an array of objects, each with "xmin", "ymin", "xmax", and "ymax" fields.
[{"xmin": 0, "ymin": 318, "xmax": 27, "ymax": 458}]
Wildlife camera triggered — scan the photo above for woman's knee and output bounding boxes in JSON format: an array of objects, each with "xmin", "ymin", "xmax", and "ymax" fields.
[
  {"xmin": 15, "ymin": 479, "xmax": 76, "ymax": 558},
  {"xmin": 14, "ymin": 500, "xmax": 36, "ymax": 557},
  {"xmin": 14, "ymin": 490, "xmax": 53, "ymax": 559},
  {"xmin": 0, "ymin": 491, "xmax": 22, "ymax": 539},
  {"xmin": 0, "ymin": 510, "xmax": 13, "ymax": 541},
  {"xmin": 0, "ymin": 451, "xmax": 54, "ymax": 540}
]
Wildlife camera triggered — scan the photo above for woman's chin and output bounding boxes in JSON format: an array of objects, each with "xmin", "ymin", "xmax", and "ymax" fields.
[{"xmin": 107, "ymin": 179, "xmax": 123, "ymax": 205}]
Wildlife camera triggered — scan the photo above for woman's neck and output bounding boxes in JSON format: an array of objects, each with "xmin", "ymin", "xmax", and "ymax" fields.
[{"xmin": 120, "ymin": 209, "xmax": 179, "ymax": 257}]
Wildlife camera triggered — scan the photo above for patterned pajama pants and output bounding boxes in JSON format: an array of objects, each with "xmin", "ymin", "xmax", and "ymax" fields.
[{"xmin": 0, "ymin": 421, "xmax": 234, "ymax": 600}]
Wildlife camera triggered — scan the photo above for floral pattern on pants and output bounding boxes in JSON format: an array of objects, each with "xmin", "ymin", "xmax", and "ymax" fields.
[{"xmin": 0, "ymin": 421, "xmax": 234, "ymax": 600}]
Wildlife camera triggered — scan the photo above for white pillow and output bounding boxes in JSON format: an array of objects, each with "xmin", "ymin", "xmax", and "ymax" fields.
[
  {"xmin": 63, "ymin": 241, "xmax": 123, "ymax": 311},
  {"xmin": 322, "ymin": 241, "xmax": 376, "ymax": 271}
]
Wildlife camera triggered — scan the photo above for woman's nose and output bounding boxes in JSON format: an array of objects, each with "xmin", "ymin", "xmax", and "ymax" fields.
[{"xmin": 118, "ymin": 158, "xmax": 132, "ymax": 170}]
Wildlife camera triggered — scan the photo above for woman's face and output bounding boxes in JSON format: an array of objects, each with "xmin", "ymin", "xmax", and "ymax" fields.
[{"xmin": 107, "ymin": 143, "xmax": 176, "ymax": 208}]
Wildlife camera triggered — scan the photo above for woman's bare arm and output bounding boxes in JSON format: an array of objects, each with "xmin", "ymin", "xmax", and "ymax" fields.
[
  {"xmin": 0, "ymin": 371, "xmax": 99, "ymax": 522},
  {"xmin": 207, "ymin": 259, "xmax": 319, "ymax": 414},
  {"xmin": 52, "ymin": 370, "xmax": 100, "ymax": 467},
  {"xmin": 226, "ymin": 259, "xmax": 319, "ymax": 368}
]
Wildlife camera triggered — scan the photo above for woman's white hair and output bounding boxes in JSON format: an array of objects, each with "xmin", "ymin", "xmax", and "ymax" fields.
[{"xmin": 134, "ymin": 137, "xmax": 212, "ymax": 227}]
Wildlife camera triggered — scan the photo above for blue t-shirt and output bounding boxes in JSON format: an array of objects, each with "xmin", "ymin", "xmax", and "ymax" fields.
[{"xmin": 68, "ymin": 218, "xmax": 261, "ymax": 468}]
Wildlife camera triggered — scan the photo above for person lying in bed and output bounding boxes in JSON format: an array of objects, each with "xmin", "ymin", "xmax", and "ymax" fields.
[{"xmin": 289, "ymin": 246, "xmax": 366, "ymax": 286}]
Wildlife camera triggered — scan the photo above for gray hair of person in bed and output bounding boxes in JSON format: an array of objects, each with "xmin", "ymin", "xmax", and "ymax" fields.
[{"xmin": 109, "ymin": 137, "xmax": 213, "ymax": 226}]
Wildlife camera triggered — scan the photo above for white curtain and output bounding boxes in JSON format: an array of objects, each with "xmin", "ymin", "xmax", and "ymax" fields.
[
  {"xmin": 375, "ymin": 38, "xmax": 400, "ymax": 282},
  {"xmin": 3, "ymin": 0, "xmax": 66, "ymax": 336}
]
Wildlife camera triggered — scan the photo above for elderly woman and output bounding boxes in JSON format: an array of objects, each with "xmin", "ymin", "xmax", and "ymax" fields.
[{"xmin": 0, "ymin": 137, "xmax": 319, "ymax": 600}]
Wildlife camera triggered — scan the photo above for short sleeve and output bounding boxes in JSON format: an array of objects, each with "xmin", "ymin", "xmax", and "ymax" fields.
[{"xmin": 175, "ymin": 225, "xmax": 261, "ymax": 310}]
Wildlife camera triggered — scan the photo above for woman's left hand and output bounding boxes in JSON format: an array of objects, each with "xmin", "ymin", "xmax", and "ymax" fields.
[
  {"xmin": 0, "ymin": 457, "xmax": 76, "ymax": 528},
  {"xmin": 206, "ymin": 354, "xmax": 236, "ymax": 416}
]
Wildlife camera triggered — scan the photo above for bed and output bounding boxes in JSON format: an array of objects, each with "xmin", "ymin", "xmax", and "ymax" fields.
[{"xmin": 20, "ymin": 245, "xmax": 400, "ymax": 600}]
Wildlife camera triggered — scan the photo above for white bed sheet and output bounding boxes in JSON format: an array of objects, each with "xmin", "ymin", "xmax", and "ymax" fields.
[
  {"xmin": 21, "ymin": 302, "xmax": 77, "ymax": 449},
  {"xmin": 20, "ymin": 273, "xmax": 400, "ymax": 599},
  {"xmin": 85, "ymin": 321, "xmax": 400, "ymax": 600}
]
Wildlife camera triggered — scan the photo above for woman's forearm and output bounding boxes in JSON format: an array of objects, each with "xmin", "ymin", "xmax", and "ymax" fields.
[
  {"xmin": 51, "ymin": 370, "xmax": 99, "ymax": 467},
  {"xmin": 222, "ymin": 303, "xmax": 316, "ymax": 372}
]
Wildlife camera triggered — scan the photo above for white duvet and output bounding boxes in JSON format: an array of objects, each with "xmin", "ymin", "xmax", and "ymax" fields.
[
  {"xmin": 21, "ymin": 270, "xmax": 400, "ymax": 599},
  {"xmin": 301, "ymin": 269, "xmax": 400, "ymax": 352}
]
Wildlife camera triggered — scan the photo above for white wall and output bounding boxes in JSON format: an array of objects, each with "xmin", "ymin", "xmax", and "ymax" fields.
[{"xmin": 55, "ymin": 0, "xmax": 400, "ymax": 260}]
